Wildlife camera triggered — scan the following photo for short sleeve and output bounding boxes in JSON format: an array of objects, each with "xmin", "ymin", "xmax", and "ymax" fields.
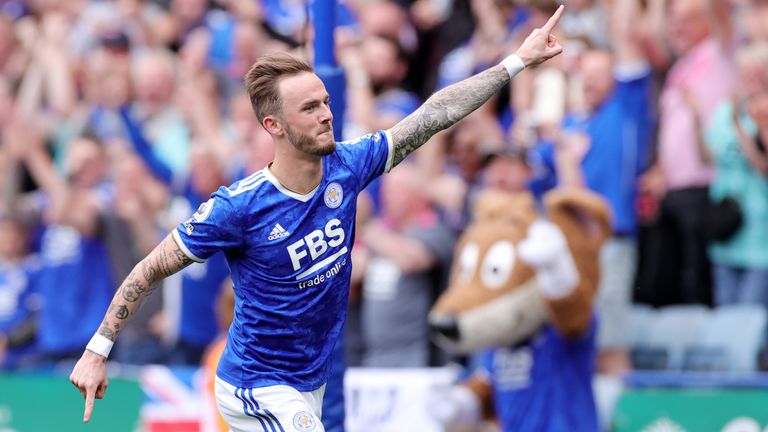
[
  {"xmin": 410, "ymin": 223, "xmax": 456, "ymax": 267},
  {"xmin": 613, "ymin": 63, "xmax": 652, "ymax": 111},
  {"xmin": 172, "ymin": 188, "xmax": 243, "ymax": 262},
  {"xmin": 335, "ymin": 130, "xmax": 394, "ymax": 191}
]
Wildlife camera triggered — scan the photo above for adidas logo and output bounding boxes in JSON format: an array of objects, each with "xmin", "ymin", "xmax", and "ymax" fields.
[{"xmin": 268, "ymin": 223, "xmax": 290, "ymax": 240}]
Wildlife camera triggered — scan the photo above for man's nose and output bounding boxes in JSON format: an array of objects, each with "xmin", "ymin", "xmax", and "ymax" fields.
[{"xmin": 319, "ymin": 104, "xmax": 333, "ymax": 123}]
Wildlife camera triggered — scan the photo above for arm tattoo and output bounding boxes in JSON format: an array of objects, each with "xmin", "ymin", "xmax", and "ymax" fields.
[
  {"xmin": 173, "ymin": 248, "xmax": 194, "ymax": 268},
  {"xmin": 121, "ymin": 280, "xmax": 143, "ymax": 302},
  {"xmin": 142, "ymin": 261, "xmax": 158, "ymax": 285},
  {"xmin": 98, "ymin": 321, "xmax": 115, "ymax": 340},
  {"xmin": 389, "ymin": 65, "xmax": 510, "ymax": 167},
  {"xmin": 96, "ymin": 234, "xmax": 196, "ymax": 341},
  {"xmin": 114, "ymin": 305, "xmax": 129, "ymax": 320}
]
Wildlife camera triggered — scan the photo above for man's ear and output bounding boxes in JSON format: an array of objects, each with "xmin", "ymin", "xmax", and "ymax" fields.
[{"xmin": 262, "ymin": 115, "xmax": 284, "ymax": 137}]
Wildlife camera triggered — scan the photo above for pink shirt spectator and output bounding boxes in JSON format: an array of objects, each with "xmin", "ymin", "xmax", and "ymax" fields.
[{"xmin": 659, "ymin": 38, "xmax": 735, "ymax": 190}]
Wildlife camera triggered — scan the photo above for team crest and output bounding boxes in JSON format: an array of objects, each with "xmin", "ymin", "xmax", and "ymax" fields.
[
  {"xmin": 324, "ymin": 182, "xmax": 343, "ymax": 209},
  {"xmin": 193, "ymin": 198, "xmax": 215, "ymax": 222},
  {"xmin": 293, "ymin": 411, "xmax": 316, "ymax": 431}
]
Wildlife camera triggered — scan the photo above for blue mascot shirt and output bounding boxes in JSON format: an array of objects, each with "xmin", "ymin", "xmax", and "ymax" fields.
[{"xmin": 479, "ymin": 317, "xmax": 598, "ymax": 432}]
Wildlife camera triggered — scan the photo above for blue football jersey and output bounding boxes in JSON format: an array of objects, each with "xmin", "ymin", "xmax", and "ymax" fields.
[
  {"xmin": 480, "ymin": 318, "xmax": 598, "ymax": 432},
  {"xmin": 173, "ymin": 131, "xmax": 393, "ymax": 391}
]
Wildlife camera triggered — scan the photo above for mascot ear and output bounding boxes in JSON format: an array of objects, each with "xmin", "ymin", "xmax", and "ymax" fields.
[
  {"xmin": 473, "ymin": 190, "xmax": 538, "ymax": 225},
  {"xmin": 543, "ymin": 187, "xmax": 612, "ymax": 252}
]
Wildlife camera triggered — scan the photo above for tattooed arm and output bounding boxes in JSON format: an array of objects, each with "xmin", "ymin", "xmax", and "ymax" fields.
[
  {"xmin": 95, "ymin": 234, "xmax": 193, "ymax": 342},
  {"xmin": 69, "ymin": 233, "xmax": 194, "ymax": 422},
  {"xmin": 389, "ymin": 66, "xmax": 511, "ymax": 167},
  {"xmin": 388, "ymin": 5, "xmax": 565, "ymax": 167}
]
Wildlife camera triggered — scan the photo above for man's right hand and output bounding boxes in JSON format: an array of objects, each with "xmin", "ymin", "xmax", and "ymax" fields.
[{"xmin": 69, "ymin": 349, "xmax": 109, "ymax": 422}]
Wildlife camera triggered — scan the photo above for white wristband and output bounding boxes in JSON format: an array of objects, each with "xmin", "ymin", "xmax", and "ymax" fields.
[
  {"xmin": 500, "ymin": 54, "xmax": 526, "ymax": 78},
  {"xmin": 86, "ymin": 333, "xmax": 114, "ymax": 358}
]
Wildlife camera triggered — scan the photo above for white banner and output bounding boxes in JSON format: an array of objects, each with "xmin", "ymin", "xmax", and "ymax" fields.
[{"xmin": 344, "ymin": 367, "xmax": 460, "ymax": 432}]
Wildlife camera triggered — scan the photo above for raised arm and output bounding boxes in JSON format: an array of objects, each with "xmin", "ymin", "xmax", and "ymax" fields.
[
  {"xmin": 388, "ymin": 5, "xmax": 565, "ymax": 167},
  {"xmin": 69, "ymin": 233, "xmax": 194, "ymax": 422}
]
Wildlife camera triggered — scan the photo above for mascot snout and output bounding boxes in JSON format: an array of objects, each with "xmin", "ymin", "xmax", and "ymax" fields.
[{"xmin": 426, "ymin": 188, "xmax": 612, "ymax": 431}]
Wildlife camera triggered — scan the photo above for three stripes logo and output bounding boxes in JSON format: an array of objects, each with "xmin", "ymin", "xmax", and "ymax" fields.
[
  {"xmin": 268, "ymin": 223, "xmax": 290, "ymax": 241},
  {"xmin": 234, "ymin": 387, "xmax": 289, "ymax": 431}
]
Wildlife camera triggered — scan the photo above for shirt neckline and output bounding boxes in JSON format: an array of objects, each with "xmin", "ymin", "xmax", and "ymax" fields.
[{"xmin": 262, "ymin": 162, "xmax": 324, "ymax": 202}]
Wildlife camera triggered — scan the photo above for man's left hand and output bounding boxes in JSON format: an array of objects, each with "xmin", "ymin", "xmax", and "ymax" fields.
[{"xmin": 515, "ymin": 5, "xmax": 565, "ymax": 67}]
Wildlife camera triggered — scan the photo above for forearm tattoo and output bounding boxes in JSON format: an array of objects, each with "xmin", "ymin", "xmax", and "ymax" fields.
[
  {"xmin": 98, "ymin": 235, "xmax": 194, "ymax": 341},
  {"xmin": 389, "ymin": 65, "xmax": 510, "ymax": 167}
]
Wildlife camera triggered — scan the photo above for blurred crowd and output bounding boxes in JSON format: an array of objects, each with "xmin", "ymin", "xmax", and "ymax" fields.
[{"xmin": 0, "ymin": 0, "xmax": 767, "ymax": 380}]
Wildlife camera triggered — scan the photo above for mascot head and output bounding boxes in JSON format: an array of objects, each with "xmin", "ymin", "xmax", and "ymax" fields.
[{"xmin": 428, "ymin": 188, "xmax": 611, "ymax": 353}]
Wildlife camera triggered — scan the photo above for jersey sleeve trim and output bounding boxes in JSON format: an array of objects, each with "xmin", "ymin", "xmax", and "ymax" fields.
[
  {"xmin": 384, "ymin": 129, "xmax": 395, "ymax": 173},
  {"xmin": 172, "ymin": 229, "xmax": 206, "ymax": 263}
]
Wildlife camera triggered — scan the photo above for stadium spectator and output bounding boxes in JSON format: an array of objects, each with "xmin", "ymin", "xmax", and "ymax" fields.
[
  {"xmin": 637, "ymin": 0, "xmax": 735, "ymax": 306},
  {"xmin": 0, "ymin": 14, "xmax": 27, "ymax": 85},
  {"xmin": 359, "ymin": 163, "xmax": 455, "ymax": 367},
  {"xmin": 0, "ymin": 216, "xmax": 40, "ymax": 370},
  {"xmin": 482, "ymin": 143, "xmax": 534, "ymax": 193},
  {"xmin": 421, "ymin": 112, "xmax": 505, "ymax": 232},
  {"xmin": 341, "ymin": 32, "xmax": 420, "ymax": 137},
  {"xmin": 559, "ymin": 0, "xmax": 609, "ymax": 49},
  {"xmin": 129, "ymin": 48, "xmax": 191, "ymax": 174},
  {"xmin": 13, "ymin": 130, "xmax": 115, "ymax": 363},
  {"xmin": 736, "ymin": 0, "xmax": 768, "ymax": 44},
  {"xmin": 705, "ymin": 42, "xmax": 768, "ymax": 308},
  {"xmin": 434, "ymin": 0, "xmax": 528, "ymax": 93}
]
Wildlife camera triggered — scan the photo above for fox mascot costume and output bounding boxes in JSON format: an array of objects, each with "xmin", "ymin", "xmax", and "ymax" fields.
[{"xmin": 429, "ymin": 188, "xmax": 611, "ymax": 431}]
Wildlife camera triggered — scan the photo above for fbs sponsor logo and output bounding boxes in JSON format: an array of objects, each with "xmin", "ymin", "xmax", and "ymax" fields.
[{"xmin": 268, "ymin": 223, "xmax": 290, "ymax": 240}]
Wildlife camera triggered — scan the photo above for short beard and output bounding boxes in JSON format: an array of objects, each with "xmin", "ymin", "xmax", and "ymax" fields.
[{"xmin": 285, "ymin": 123, "xmax": 336, "ymax": 157}]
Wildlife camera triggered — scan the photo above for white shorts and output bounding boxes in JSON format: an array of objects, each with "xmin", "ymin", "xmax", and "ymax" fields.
[{"xmin": 214, "ymin": 376, "xmax": 326, "ymax": 432}]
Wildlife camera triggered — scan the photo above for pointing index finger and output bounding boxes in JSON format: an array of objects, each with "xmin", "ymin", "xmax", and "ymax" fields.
[
  {"xmin": 541, "ymin": 4, "xmax": 565, "ymax": 33},
  {"xmin": 84, "ymin": 388, "xmax": 95, "ymax": 423}
]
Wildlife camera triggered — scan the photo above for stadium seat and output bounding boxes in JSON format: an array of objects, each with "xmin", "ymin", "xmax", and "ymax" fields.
[
  {"xmin": 627, "ymin": 305, "xmax": 664, "ymax": 370},
  {"xmin": 629, "ymin": 346, "xmax": 669, "ymax": 370},
  {"xmin": 694, "ymin": 305, "xmax": 767, "ymax": 372},
  {"xmin": 625, "ymin": 304, "xmax": 657, "ymax": 347},
  {"xmin": 682, "ymin": 346, "xmax": 730, "ymax": 372},
  {"xmin": 629, "ymin": 305, "xmax": 711, "ymax": 370}
]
